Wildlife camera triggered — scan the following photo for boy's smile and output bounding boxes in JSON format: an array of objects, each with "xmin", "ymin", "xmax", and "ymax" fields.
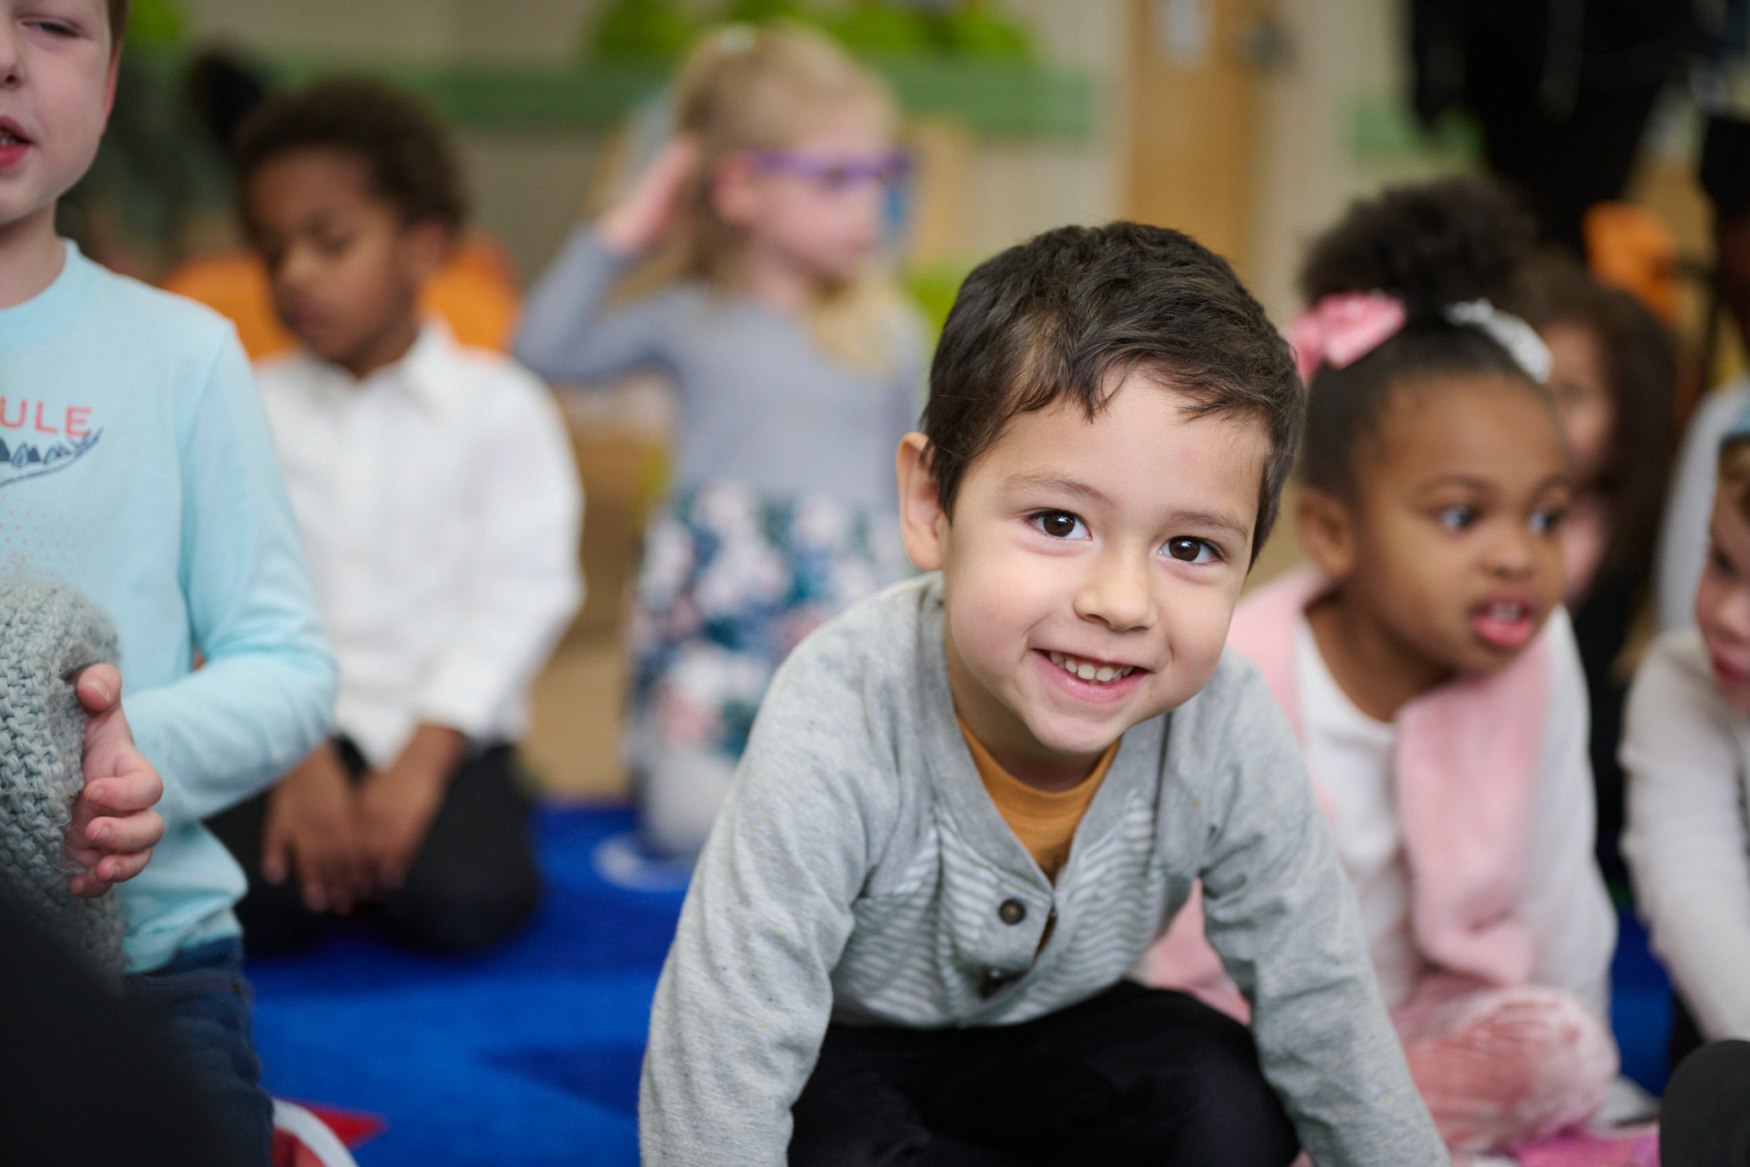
[{"xmin": 899, "ymin": 369, "xmax": 1268, "ymax": 791}]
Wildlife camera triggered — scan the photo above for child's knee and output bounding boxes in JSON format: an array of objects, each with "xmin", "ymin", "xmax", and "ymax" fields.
[
  {"xmin": 638, "ymin": 743, "xmax": 738, "ymax": 859},
  {"xmin": 380, "ymin": 870, "xmax": 539, "ymax": 953}
]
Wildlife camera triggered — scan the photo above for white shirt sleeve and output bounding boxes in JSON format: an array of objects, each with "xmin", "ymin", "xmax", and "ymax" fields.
[
  {"xmin": 414, "ymin": 365, "xmax": 584, "ymax": 741},
  {"xmin": 1519, "ymin": 608, "xmax": 1617, "ymax": 1018},
  {"xmin": 1621, "ymin": 629, "xmax": 1750, "ymax": 1040},
  {"xmin": 1656, "ymin": 379, "xmax": 1750, "ymax": 630}
]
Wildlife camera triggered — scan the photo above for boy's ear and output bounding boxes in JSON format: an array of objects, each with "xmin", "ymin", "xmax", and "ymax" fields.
[
  {"xmin": 896, "ymin": 432, "xmax": 947, "ymax": 572},
  {"xmin": 101, "ymin": 38, "xmax": 121, "ymax": 121},
  {"xmin": 1297, "ymin": 487, "xmax": 1357, "ymax": 581},
  {"xmin": 402, "ymin": 219, "xmax": 454, "ymax": 288}
]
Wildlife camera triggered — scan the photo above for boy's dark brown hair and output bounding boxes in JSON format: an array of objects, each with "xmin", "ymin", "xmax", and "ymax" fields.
[
  {"xmin": 107, "ymin": 0, "xmax": 128, "ymax": 42},
  {"xmin": 923, "ymin": 222, "xmax": 1303, "ymax": 559},
  {"xmin": 233, "ymin": 78, "xmax": 467, "ymax": 234}
]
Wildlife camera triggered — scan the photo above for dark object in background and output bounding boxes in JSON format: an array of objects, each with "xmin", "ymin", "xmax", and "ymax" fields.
[
  {"xmin": 1700, "ymin": 114, "xmax": 1750, "ymax": 223},
  {"xmin": 1409, "ymin": 0, "xmax": 1695, "ymax": 257},
  {"xmin": 185, "ymin": 49, "xmax": 270, "ymax": 163},
  {"xmin": 1661, "ymin": 1039, "xmax": 1750, "ymax": 1167},
  {"xmin": 0, "ymin": 893, "xmax": 231, "ymax": 1166},
  {"xmin": 1702, "ymin": 115, "xmax": 1750, "ymax": 374}
]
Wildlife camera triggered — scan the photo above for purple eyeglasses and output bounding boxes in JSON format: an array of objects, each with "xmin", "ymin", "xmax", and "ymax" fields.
[{"xmin": 750, "ymin": 149, "xmax": 913, "ymax": 191}]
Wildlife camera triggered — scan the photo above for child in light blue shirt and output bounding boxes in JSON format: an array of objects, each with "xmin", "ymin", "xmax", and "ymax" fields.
[{"xmin": 0, "ymin": 1, "xmax": 335, "ymax": 1160}]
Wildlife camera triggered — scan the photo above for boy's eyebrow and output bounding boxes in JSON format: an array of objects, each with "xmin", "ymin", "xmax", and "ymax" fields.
[
  {"xmin": 1166, "ymin": 508, "xmax": 1254, "ymax": 541},
  {"xmin": 1003, "ymin": 472, "xmax": 1115, "ymax": 509}
]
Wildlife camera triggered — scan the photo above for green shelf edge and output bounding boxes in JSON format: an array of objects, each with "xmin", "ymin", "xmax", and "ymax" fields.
[{"xmin": 264, "ymin": 55, "xmax": 1095, "ymax": 141}]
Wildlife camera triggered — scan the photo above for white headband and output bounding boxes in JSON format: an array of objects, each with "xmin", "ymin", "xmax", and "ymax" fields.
[{"xmin": 1443, "ymin": 299, "xmax": 1552, "ymax": 383}]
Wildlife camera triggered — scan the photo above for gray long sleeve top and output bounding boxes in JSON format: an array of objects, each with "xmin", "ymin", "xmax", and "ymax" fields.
[
  {"xmin": 514, "ymin": 228, "xmax": 924, "ymax": 511},
  {"xmin": 640, "ymin": 573, "xmax": 1448, "ymax": 1167}
]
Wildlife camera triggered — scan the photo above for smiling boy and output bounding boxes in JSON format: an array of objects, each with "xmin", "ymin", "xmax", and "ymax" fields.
[
  {"xmin": 1, "ymin": 1, "xmax": 335, "ymax": 1160},
  {"xmin": 641, "ymin": 224, "xmax": 1446, "ymax": 1165}
]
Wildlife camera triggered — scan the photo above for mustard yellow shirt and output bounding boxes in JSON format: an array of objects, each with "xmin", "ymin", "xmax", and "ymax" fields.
[{"xmin": 958, "ymin": 718, "xmax": 1119, "ymax": 881}]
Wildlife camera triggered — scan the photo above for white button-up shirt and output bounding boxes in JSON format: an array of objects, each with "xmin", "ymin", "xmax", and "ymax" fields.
[{"xmin": 257, "ymin": 322, "xmax": 583, "ymax": 767}]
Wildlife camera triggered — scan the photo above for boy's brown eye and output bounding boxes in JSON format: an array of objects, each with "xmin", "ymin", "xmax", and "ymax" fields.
[
  {"xmin": 1166, "ymin": 538, "xmax": 1213, "ymax": 563},
  {"xmin": 1032, "ymin": 511, "xmax": 1087, "ymax": 539}
]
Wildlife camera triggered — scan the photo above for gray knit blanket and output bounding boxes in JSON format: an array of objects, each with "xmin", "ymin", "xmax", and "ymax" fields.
[{"xmin": 0, "ymin": 576, "xmax": 125, "ymax": 974}]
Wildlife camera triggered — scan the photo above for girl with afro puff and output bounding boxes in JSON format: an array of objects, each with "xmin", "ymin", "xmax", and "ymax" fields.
[{"xmin": 1151, "ymin": 178, "xmax": 1621, "ymax": 1161}]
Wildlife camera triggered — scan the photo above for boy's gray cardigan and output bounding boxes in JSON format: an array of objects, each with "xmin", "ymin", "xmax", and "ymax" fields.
[{"xmin": 641, "ymin": 574, "xmax": 1447, "ymax": 1166}]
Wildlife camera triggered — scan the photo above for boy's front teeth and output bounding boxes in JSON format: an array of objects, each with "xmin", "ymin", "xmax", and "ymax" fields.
[
  {"xmin": 1047, "ymin": 651, "xmax": 1133, "ymax": 684},
  {"xmin": 0, "ymin": 130, "xmax": 19, "ymax": 145}
]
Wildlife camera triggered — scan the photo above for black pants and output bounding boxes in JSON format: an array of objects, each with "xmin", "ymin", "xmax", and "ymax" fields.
[
  {"xmin": 789, "ymin": 982, "xmax": 1299, "ymax": 1167},
  {"xmin": 208, "ymin": 739, "xmax": 539, "ymax": 956}
]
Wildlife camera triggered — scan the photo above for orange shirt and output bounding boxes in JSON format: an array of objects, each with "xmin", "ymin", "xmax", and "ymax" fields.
[{"xmin": 958, "ymin": 719, "xmax": 1119, "ymax": 881}]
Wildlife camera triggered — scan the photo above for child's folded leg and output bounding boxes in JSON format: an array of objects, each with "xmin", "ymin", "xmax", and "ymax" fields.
[
  {"xmin": 1393, "ymin": 974, "xmax": 1617, "ymax": 1153},
  {"xmin": 790, "ymin": 982, "xmax": 1298, "ymax": 1167},
  {"xmin": 209, "ymin": 740, "xmax": 538, "ymax": 955},
  {"xmin": 636, "ymin": 737, "xmax": 738, "ymax": 860},
  {"xmin": 374, "ymin": 743, "xmax": 539, "ymax": 953},
  {"xmin": 206, "ymin": 789, "xmax": 333, "ymax": 956}
]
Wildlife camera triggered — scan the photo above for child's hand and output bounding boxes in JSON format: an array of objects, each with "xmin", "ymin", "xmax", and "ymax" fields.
[
  {"xmin": 262, "ymin": 742, "xmax": 368, "ymax": 914},
  {"xmin": 66, "ymin": 664, "xmax": 166, "ymax": 898},
  {"xmin": 597, "ymin": 136, "xmax": 702, "ymax": 255},
  {"xmin": 356, "ymin": 724, "xmax": 464, "ymax": 892}
]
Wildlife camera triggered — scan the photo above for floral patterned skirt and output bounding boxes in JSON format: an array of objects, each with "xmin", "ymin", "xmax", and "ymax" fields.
[{"xmin": 625, "ymin": 482, "xmax": 910, "ymax": 785}]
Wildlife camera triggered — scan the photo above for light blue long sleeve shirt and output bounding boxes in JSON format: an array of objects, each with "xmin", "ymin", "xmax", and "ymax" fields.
[{"xmin": 0, "ymin": 243, "xmax": 336, "ymax": 973}]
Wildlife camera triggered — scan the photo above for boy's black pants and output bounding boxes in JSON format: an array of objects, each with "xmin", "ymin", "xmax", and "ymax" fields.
[
  {"xmin": 789, "ymin": 981, "xmax": 1299, "ymax": 1167},
  {"xmin": 208, "ymin": 737, "xmax": 539, "ymax": 956}
]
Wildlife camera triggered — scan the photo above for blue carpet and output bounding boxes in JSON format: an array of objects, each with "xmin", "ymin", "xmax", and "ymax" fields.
[
  {"xmin": 250, "ymin": 807, "xmax": 1680, "ymax": 1164},
  {"xmin": 1611, "ymin": 902, "xmax": 1674, "ymax": 1096},
  {"xmin": 250, "ymin": 806, "xmax": 684, "ymax": 1167}
]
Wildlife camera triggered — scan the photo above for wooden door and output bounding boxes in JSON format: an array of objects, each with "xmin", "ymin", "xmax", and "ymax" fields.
[{"xmin": 1123, "ymin": 0, "xmax": 1266, "ymax": 278}]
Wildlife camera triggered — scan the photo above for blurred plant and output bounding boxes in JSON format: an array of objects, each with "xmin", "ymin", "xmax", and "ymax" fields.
[
  {"xmin": 123, "ymin": 0, "xmax": 186, "ymax": 52},
  {"xmin": 723, "ymin": 0, "xmax": 811, "ymax": 25},
  {"xmin": 587, "ymin": 0, "xmax": 697, "ymax": 63},
  {"xmin": 933, "ymin": 1, "xmax": 1032, "ymax": 58},
  {"xmin": 829, "ymin": 2, "xmax": 934, "ymax": 54},
  {"xmin": 586, "ymin": 0, "xmax": 1038, "ymax": 63}
]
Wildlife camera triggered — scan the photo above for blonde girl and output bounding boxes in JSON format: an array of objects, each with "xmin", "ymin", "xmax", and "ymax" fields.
[{"xmin": 515, "ymin": 25, "xmax": 922, "ymax": 858}]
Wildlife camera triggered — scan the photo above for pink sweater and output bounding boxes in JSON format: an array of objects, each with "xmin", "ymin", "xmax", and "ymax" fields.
[{"xmin": 1150, "ymin": 566, "xmax": 1551, "ymax": 1013}]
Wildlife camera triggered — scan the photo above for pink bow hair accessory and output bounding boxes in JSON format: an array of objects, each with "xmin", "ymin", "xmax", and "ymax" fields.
[{"xmin": 1287, "ymin": 292, "xmax": 1407, "ymax": 383}]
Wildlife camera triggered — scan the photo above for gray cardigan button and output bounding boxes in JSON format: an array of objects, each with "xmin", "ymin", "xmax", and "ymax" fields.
[{"xmin": 998, "ymin": 898, "xmax": 1026, "ymax": 925}]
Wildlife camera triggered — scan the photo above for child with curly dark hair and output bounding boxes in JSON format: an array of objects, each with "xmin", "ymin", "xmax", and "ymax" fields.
[
  {"xmin": 206, "ymin": 79, "xmax": 582, "ymax": 955},
  {"xmin": 1151, "ymin": 178, "xmax": 1620, "ymax": 1161}
]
